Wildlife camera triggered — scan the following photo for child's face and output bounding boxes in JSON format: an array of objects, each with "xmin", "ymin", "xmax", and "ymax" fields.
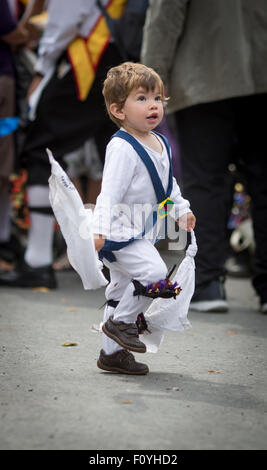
[{"xmin": 116, "ymin": 86, "xmax": 164, "ymax": 134}]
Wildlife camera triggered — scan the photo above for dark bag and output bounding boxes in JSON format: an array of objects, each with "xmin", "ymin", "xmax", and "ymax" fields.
[{"xmin": 97, "ymin": 0, "xmax": 149, "ymax": 61}]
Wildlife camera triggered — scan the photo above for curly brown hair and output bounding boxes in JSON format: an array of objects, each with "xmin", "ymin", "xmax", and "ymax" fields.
[{"xmin": 102, "ymin": 62, "xmax": 168, "ymax": 127}]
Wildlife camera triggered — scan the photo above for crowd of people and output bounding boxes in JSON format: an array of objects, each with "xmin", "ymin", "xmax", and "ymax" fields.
[{"xmin": 0, "ymin": 0, "xmax": 266, "ymax": 316}]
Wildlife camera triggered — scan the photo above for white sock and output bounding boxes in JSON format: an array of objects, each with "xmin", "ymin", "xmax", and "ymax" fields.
[
  {"xmin": 26, "ymin": 185, "xmax": 51, "ymax": 207},
  {"xmin": 24, "ymin": 213, "xmax": 54, "ymax": 267},
  {"xmin": 24, "ymin": 185, "xmax": 54, "ymax": 268}
]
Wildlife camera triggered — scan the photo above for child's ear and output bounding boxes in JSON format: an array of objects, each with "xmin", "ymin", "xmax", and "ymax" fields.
[{"xmin": 110, "ymin": 103, "xmax": 125, "ymax": 121}]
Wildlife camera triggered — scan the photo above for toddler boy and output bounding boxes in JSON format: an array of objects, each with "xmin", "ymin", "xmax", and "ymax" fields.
[{"xmin": 93, "ymin": 62, "xmax": 196, "ymax": 374}]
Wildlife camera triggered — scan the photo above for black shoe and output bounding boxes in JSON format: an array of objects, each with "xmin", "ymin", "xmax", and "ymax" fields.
[
  {"xmin": 0, "ymin": 234, "xmax": 25, "ymax": 263},
  {"xmin": 0, "ymin": 259, "xmax": 57, "ymax": 289},
  {"xmin": 97, "ymin": 349, "xmax": 149, "ymax": 375},
  {"xmin": 190, "ymin": 278, "xmax": 228, "ymax": 313},
  {"xmin": 102, "ymin": 315, "xmax": 146, "ymax": 353}
]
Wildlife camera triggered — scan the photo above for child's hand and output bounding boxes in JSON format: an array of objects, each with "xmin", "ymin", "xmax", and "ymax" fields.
[
  {"xmin": 177, "ymin": 212, "xmax": 196, "ymax": 232},
  {"xmin": 94, "ymin": 234, "xmax": 106, "ymax": 252}
]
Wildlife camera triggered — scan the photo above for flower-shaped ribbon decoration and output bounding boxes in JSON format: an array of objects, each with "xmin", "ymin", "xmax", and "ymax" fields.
[
  {"xmin": 132, "ymin": 265, "xmax": 182, "ymax": 300},
  {"xmin": 158, "ymin": 197, "xmax": 174, "ymax": 219}
]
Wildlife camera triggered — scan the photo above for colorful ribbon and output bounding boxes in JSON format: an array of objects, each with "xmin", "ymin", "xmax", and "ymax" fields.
[{"xmin": 158, "ymin": 197, "xmax": 174, "ymax": 219}]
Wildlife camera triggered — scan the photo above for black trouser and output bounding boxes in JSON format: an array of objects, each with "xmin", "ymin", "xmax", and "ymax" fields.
[
  {"xmin": 175, "ymin": 94, "xmax": 267, "ymax": 302},
  {"xmin": 20, "ymin": 43, "xmax": 121, "ymax": 186}
]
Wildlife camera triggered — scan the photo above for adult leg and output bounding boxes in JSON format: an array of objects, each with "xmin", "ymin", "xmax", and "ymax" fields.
[
  {"xmin": 0, "ymin": 76, "xmax": 15, "ymax": 257},
  {"xmin": 234, "ymin": 94, "xmax": 267, "ymax": 309},
  {"xmin": 24, "ymin": 186, "xmax": 55, "ymax": 268},
  {"xmin": 0, "ymin": 184, "xmax": 12, "ymax": 246},
  {"xmin": 175, "ymin": 100, "xmax": 236, "ymax": 308},
  {"xmin": 0, "ymin": 183, "xmax": 57, "ymax": 288}
]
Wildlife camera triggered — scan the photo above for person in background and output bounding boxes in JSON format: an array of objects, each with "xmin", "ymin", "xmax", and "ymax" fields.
[
  {"xmin": 141, "ymin": 0, "xmax": 267, "ymax": 314},
  {"xmin": 0, "ymin": 0, "xmax": 125, "ymax": 289},
  {"xmin": 0, "ymin": 0, "xmax": 29, "ymax": 270}
]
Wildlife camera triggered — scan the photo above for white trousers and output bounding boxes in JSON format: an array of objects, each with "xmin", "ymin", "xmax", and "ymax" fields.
[{"xmin": 101, "ymin": 238, "xmax": 168, "ymax": 355}]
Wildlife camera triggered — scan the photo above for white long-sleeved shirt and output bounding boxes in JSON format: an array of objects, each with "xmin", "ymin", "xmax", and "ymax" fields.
[
  {"xmin": 92, "ymin": 130, "xmax": 191, "ymax": 243},
  {"xmin": 35, "ymin": 0, "xmax": 110, "ymax": 75}
]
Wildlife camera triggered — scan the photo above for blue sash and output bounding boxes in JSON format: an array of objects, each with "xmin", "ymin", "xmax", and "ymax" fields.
[{"xmin": 99, "ymin": 130, "xmax": 173, "ymax": 262}]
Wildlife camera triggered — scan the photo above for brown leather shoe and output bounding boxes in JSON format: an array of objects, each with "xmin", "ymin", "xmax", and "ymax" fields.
[
  {"xmin": 102, "ymin": 315, "xmax": 146, "ymax": 353},
  {"xmin": 97, "ymin": 349, "xmax": 149, "ymax": 375}
]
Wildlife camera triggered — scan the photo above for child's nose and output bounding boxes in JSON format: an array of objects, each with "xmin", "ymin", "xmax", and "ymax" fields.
[{"xmin": 149, "ymin": 99, "xmax": 157, "ymax": 108}]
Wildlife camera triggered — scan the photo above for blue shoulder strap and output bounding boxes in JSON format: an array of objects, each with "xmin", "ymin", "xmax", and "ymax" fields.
[
  {"xmin": 113, "ymin": 129, "xmax": 173, "ymax": 202},
  {"xmin": 99, "ymin": 130, "xmax": 173, "ymax": 262},
  {"xmin": 153, "ymin": 130, "xmax": 173, "ymax": 197}
]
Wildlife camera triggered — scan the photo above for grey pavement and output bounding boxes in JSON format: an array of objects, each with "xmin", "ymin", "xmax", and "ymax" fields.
[{"xmin": 0, "ymin": 250, "xmax": 266, "ymax": 450}]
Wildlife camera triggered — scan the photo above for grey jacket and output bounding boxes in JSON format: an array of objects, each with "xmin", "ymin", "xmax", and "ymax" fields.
[{"xmin": 141, "ymin": 0, "xmax": 267, "ymax": 113}]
